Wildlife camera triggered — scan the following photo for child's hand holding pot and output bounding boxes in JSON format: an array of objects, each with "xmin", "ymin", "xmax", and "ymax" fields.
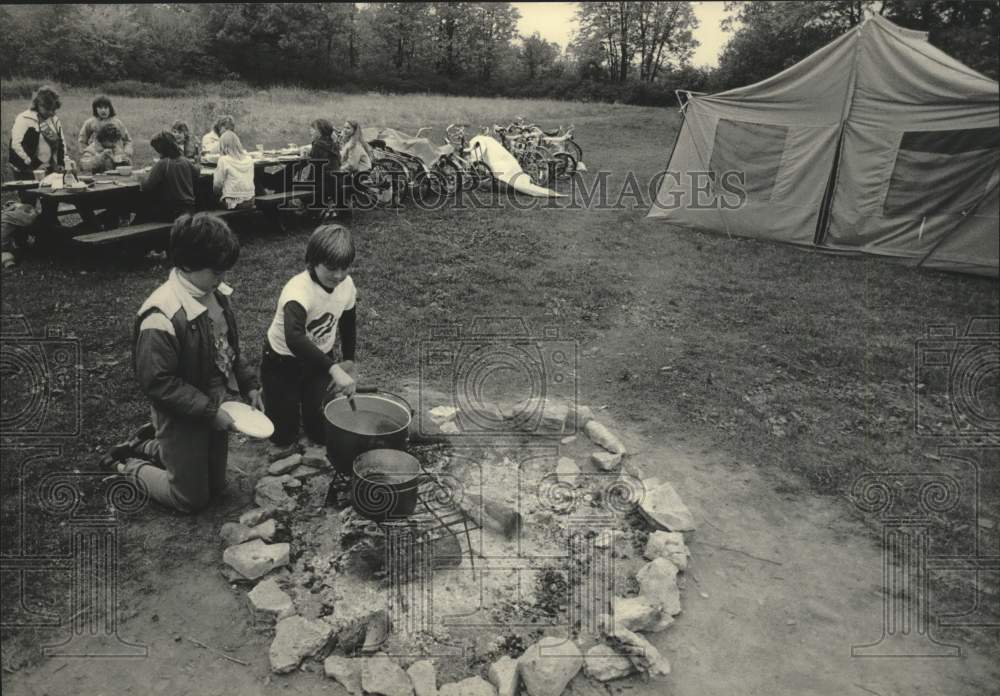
[{"xmin": 328, "ymin": 363, "xmax": 356, "ymax": 397}]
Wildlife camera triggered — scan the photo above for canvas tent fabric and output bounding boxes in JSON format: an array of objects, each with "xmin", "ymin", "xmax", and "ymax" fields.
[{"xmin": 647, "ymin": 15, "xmax": 999, "ymax": 277}]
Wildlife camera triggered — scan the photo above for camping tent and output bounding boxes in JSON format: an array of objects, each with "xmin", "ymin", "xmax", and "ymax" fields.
[{"xmin": 647, "ymin": 15, "xmax": 999, "ymax": 277}]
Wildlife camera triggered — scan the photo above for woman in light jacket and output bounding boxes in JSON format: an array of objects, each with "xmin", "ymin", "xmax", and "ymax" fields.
[
  {"xmin": 8, "ymin": 86, "xmax": 67, "ymax": 179},
  {"xmin": 213, "ymin": 131, "xmax": 255, "ymax": 209}
]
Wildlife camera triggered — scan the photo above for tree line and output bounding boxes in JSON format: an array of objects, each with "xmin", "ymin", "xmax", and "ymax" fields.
[{"xmin": 0, "ymin": 2, "xmax": 995, "ymax": 107}]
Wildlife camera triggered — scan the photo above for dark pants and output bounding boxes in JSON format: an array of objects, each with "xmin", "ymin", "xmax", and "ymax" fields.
[{"xmin": 260, "ymin": 342, "xmax": 333, "ymax": 447}]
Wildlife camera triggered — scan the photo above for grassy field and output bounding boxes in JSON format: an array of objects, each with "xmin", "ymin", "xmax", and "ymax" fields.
[
  {"xmin": 1, "ymin": 85, "xmax": 631, "ymax": 173},
  {"xmin": 2, "ymin": 87, "xmax": 998, "ymax": 676}
]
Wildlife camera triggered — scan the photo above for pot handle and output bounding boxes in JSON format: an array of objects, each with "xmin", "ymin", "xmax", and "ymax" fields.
[{"xmin": 343, "ymin": 386, "xmax": 415, "ymax": 417}]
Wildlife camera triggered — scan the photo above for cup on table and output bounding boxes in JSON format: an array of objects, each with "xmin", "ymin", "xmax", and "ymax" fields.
[
  {"xmin": 33, "ymin": 169, "xmax": 46, "ymax": 181},
  {"xmin": 115, "ymin": 165, "xmax": 132, "ymax": 176}
]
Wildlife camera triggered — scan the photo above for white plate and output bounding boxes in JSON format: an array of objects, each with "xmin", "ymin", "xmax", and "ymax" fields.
[{"xmin": 220, "ymin": 401, "xmax": 274, "ymax": 439}]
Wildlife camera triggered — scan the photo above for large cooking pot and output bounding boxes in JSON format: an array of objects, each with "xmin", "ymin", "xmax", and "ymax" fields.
[
  {"xmin": 324, "ymin": 388, "xmax": 412, "ymax": 477},
  {"xmin": 351, "ymin": 449, "xmax": 422, "ymax": 522}
]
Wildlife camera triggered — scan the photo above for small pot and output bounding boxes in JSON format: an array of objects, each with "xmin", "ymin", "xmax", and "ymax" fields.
[
  {"xmin": 351, "ymin": 449, "xmax": 422, "ymax": 521},
  {"xmin": 324, "ymin": 388, "xmax": 412, "ymax": 477}
]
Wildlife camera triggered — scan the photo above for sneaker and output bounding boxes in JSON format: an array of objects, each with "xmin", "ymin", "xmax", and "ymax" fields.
[{"xmin": 107, "ymin": 422, "xmax": 155, "ymax": 461}]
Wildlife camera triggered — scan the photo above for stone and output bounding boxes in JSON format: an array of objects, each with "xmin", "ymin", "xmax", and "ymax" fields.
[
  {"xmin": 333, "ymin": 610, "xmax": 382, "ymax": 654},
  {"xmin": 518, "ymin": 637, "xmax": 583, "ymax": 696},
  {"xmin": 560, "ymin": 435, "xmax": 576, "ymax": 445},
  {"xmin": 255, "ymin": 477, "xmax": 298, "ymax": 512},
  {"xmin": 488, "ymin": 655, "xmax": 518, "ymax": 696},
  {"xmin": 439, "ymin": 421, "xmax": 461, "ymax": 435},
  {"xmin": 613, "ymin": 596, "xmax": 665, "ymax": 633},
  {"xmin": 540, "ymin": 400, "xmax": 569, "ymax": 433},
  {"xmin": 269, "ymin": 615, "xmax": 334, "ymax": 674},
  {"xmin": 567, "ymin": 403, "xmax": 594, "ymax": 429},
  {"xmin": 239, "ymin": 507, "xmax": 272, "ymax": 527},
  {"xmin": 636, "ymin": 558, "xmax": 681, "ymax": 629},
  {"xmin": 593, "ymin": 529, "xmax": 614, "ymax": 548},
  {"xmin": 591, "ymin": 451, "xmax": 622, "ymax": 471},
  {"xmin": 584, "ymin": 644, "xmax": 635, "ymax": 682},
  {"xmin": 429, "ymin": 405, "xmax": 459, "ymax": 424},
  {"xmin": 223, "ymin": 539, "xmax": 290, "ymax": 580},
  {"xmin": 555, "ymin": 457, "xmax": 580, "ymax": 484},
  {"xmin": 247, "ymin": 578, "xmax": 295, "ymax": 624},
  {"xmin": 604, "ymin": 620, "xmax": 671, "ymax": 680},
  {"xmin": 638, "ymin": 480, "xmax": 695, "ymax": 532},
  {"xmin": 361, "ymin": 652, "xmax": 414, "ymax": 696},
  {"xmin": 220, "ymin": 522, "xmax": 256, "ymax": 547},
  {"xmin": 406, "ymin": 660, "xmax": 437, "ymax": 696},
  {"xmin": 290, "ymin": 465, "xmax": 320, "ymax": 478},
  {"xmin": 643, "ymin": 530, "xmax": 690, "ymax": 570},
  {"xmin": 324, "ymin": 655, "xmax": 364, "ymax": 695},
  {"xmin": 361, "ymin": 608, "xmax": 390, "ymax": 654},
  {"xmin": 584, "ymin": 420, "xmax": 625, "ymax": 455},
  {"xmin": 251, "ymin": 518, "xmax": 278, "ymax": 542},
  {"xmin": 268, "ymin": 453, "xmax": 303, "ymax": 475},
  {"xmin": 283, "ymin": 477, "xmax": 302, "ymax": 489},
  {"xmin": 438, "ymin": 676, "xmax": 496, "ymax": 696}
]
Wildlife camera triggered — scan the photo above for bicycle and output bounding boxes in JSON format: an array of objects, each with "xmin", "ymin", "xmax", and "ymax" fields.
[{"xmin": 444, "ymin": 123, "xmax": 493, "ymax": 190}]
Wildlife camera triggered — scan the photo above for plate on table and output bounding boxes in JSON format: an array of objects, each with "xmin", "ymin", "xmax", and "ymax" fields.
[{"xmin": 219, "ymin": 401, "xmax": 274, "ymax": 439}]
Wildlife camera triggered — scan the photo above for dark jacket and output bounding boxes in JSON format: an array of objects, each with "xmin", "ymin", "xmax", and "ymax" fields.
[
  {"xmin": 9, "ymin": 109, "xmax": 66, "ymax": 173},
  {"xmin": 132, "ymin": 270, "xmax": 259, "ymax": 422},
  {"xmin": 309, "ymin": 136, "xmax": 341, "ymax": 173}
]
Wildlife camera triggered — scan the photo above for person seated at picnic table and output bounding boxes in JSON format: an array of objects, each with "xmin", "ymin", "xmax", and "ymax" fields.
[
  {"xmin": 8, "ymin": 85, "xmax": 68, "ymax": 179},
  {"xmin": 261, "ymin": 224, "xmax": 357, "ymax": 459},
  {"xmin": 201, "ymin": 115, "xmax": 236, "ymax": 156},
  {"xmin": 294, "ymin": 118, "xmax": 342, "ymax": 214},
  {"xmin": 213, "ymin": 131, "xmax": 255, "ymax": 209},
  {"xmin": 101, "ymin": 212, "xmax": 261, "ymax": 514},
  {"xmin": 340, "ymin": 119, "xmax": 373, "ymax": 174},
  {"xmin": 136, "ymin": 130, "xmax": 201, "ymax": 223},
  {"xmin": 79, "ymin": 122, "xmax": 132, "ymax": 174},
  {"xmin": 77, "ymin": 95, "xmax": 133, "ymax": 160},
  {"xmin": 171, "ymin": 120, "xmax": 200, "ymax": 161}
]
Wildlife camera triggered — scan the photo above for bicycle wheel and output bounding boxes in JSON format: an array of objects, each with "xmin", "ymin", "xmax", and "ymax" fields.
[
  {"xmin": 433, "ymin": 160, "xmax": 460, "ymax": 195},
  {"xmin": 365, "ymin": 159, "xmax": 407, "ymax": 205},
  {"xmin": 521, "ymin": 150, "xmax": 550, "ymax": 187},
  {"xmin": 553, "ymin": 152, "xmax": 577, "ymax": 178},
  {"xmin": 470, "ymin": 161, "xmax": 493, "ymax": 190},
  {"xmin": 565, "ymin": 138, "xmax": 583, "ymax": 165}
]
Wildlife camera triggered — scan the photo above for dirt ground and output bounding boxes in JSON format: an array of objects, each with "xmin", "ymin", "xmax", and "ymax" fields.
[
  {"xmin": 3, "ymin": 101, "xmax": 997, "ymax": 696},
  {"xmin": 5, "ymin": 405, "xmax": 996, "ymax": 696}
]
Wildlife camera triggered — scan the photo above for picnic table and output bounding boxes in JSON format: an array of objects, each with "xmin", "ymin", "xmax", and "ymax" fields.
[{"xmin": 12, "ymin": 149, "xmax": 313, "ymax": 246}]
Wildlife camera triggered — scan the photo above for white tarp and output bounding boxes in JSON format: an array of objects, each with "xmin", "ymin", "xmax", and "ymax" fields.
[{"xmin": 469, "ymin": 135, "xmax": 565, "ymax": 198}]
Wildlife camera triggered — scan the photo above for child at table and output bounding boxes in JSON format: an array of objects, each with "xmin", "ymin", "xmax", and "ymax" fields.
[
  {"xmin": 261, "ymin": 224, "xmax": 357, "ymax": 456},
  {"xmin": 213, "ymin": 131, "xmax": 255, "ymax": 209},
  {"xmin": 201, "ymin": 115, "xmax": 235, "ymax": 156},
  {"xmin": 171, "ymin": 120, "xmax": 200, "ymax": 161},
  {"xmin": 8, "ymin": 85, "xmax": 67, "ymax": 179},
  {"xmin": 137, "ymin": 130, "xmax": 201, "ymax": 222},
  {"xmin": 104, "ymin": 213, "xmax": 261, "ymax": 513},
  {"xmin": 78, "ymin": 95, "xmax": 133, "ymax": 159},
  {"xmin": 79, "ymin": 122, "xmax": 132, "ymax": 173}
]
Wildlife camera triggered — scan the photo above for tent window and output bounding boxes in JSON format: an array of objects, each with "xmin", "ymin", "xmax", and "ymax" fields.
[
  {"xmin": 884, "ymin": 128, "xmax": 1000, "ymax": 216},
  {"xmin": 709, "ymin": 119, "xmax": 788, "ymax": 202}
]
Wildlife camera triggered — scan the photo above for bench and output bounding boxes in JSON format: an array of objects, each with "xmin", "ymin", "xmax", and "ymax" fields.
[
  {"xmin": 72, "ymin": 207, "xmax": 257, "ymax": 247},
  {"xmin": 71, "ymin": 221, "xmax": 172, "ymax": 247}
]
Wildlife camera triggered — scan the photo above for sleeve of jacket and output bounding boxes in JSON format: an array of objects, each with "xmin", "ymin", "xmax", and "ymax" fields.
[
  {"xmin": 10, "ymin": 114, "xmax": 35, "ymax": 168},
  {"xmin": 135, "ymin": 312, "xmax": 218, "ymax": 422},
  {"xmin": 77, "ymin": 118, "xmax": 94, "ymax": 153}
]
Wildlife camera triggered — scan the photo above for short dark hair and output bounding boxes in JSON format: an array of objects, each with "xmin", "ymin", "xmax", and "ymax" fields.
[
  {"xmin": 31, "ymin": 86, "xmax": 61, "ymax": 114},
  {"xmin": 312, "ymin": 118, "xmax": 334, "ymax": 138},
  {"xmin": 306, "ymin": 224, "xmax": 355, "ymax": 270},
  {"xmin": 96, "ymin": 122, "xmax": 121, "ymax": 145},
  {"xmin": 150, "ymin": 130, "xmax": 182, "ymax": 158},
  {"xmin": 213, "ymin": 114, "xmax": 236, "ymax": 136},
  {"xmin": 92, "ymin": 95, "xmax": 115, "ymax": 118},
  {"xmin": 169, "ymin": 213, "xmax": 240, "ymax": 272},
  {"xmin": 170, "ymin": 120, "xmax": 191, "ymax": 136}
]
